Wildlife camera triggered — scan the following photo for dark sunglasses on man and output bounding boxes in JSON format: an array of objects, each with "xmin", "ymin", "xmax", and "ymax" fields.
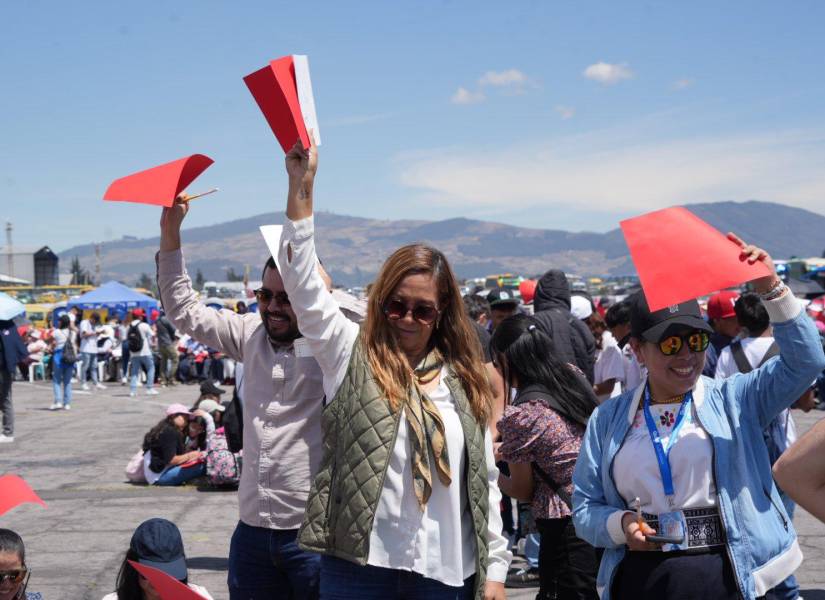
[
  {"xmin": 383, "ymin": 298, "xmax": 440, "ymax": 325},
  {"xmin": 0, "ymin": 568, "xmax": 28, "ymax": 584},
  {"xmin": 657, "ymin": 331, "xmax": 710, "ymax": 356},
  {"xmin": 253, "ymin": 288, "xmax": 291, "ymax": 307}
]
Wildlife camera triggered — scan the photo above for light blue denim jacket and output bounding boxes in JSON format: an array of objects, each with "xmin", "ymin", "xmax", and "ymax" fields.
[{"xmin": 572, "ymin": 293, "xmax": 825, "ymax": 599}]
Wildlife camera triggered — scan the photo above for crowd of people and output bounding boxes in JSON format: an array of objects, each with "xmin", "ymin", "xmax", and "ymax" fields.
[{"xmin": 2, "ymin": 137, "xmax": 825, "ymax": 600}]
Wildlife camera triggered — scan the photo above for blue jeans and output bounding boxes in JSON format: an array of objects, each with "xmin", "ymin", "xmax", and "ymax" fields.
[
  {"xmin": 228, "ymin": 522, "xmax": 320, "ymax": 599},
  {"xmin": 79, "ymin": 351, "xmax": 98, "ymax": 384},
  {"xmin": 319, "ymin": 555, "xmax": 475, "ymax": 600},
  {"xmin": 154, "ymin": 461, "xmax": 205, "ymax": 486},
  {"xmin": 52, "ymin": 362, "xmax": 74, "ymax": 407},
  {"xmin": 525, "ymin": 533, "xmax": 540, "ymax": 569},
  {"xmin": 130, "ymin": 355, "xmax": 155, "ymax": 393}
]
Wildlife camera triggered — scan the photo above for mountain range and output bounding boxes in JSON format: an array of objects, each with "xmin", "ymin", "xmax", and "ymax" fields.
[{"xmin": 59, "ymin": 201, "xmax": 825, "ymax": 287}]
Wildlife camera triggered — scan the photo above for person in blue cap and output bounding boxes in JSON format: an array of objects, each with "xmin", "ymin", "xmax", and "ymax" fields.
[{"xmin": 104, "ymin": 518, "xmax": 213, "ymax": 600}]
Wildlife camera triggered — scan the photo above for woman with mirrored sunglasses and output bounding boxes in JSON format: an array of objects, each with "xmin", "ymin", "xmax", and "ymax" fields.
[
  {"xmin": 572, "ymin": 236, "xmax": 825, "ymax": 600},
  {"xmin": 275, "ymin": 138, "xmax": 511, "ymax": 600},
  {"xmin": 0, "ymin": 529, "xmax": 41, "ymax": 600}
]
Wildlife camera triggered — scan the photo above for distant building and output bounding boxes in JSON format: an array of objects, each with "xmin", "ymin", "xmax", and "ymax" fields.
[{"xmin": 0, "ymin": 246, "xmax": 59, "ymax": 286}]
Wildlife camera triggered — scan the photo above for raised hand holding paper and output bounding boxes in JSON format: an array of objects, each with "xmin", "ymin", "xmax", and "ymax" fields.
[
  {"xmin": 0, "ymin": 474, "xmax": 46, "ymax": 517},
  {"xmin": 244, "ymin": 55, "xmax": 321, "ymax": 153},
  {"xmin": 127, "ymin": 561, "xmax": 206, "ymax": 600},
  {"xmin": 620, "ymin": 206, "xmax": 772, "ymax": 311},
  {"xmin": 104, "ymin": 154, "xmax": 214, "ymax": 207}
]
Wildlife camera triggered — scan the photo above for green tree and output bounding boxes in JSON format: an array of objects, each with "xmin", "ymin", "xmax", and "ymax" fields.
[
  {"xmin": 136, "ymin": 272, "xmax": 154, "ymax": 292},
  {"xmin": 70, "ymin": 256, "xmax": 90, "ymax": 285},
  {"xmin": 226, "ymin": 267, "xmax": 244, "ymax": 282}
]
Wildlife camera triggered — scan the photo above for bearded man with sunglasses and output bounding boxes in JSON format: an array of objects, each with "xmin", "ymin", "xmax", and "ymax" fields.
[
  {"xmin": 157, "ymin": 199, "xmax": 326, "ymax": 599},
  {"xmin": 572, "ymin": 237, "xmax": 825, "ymax": 600}
]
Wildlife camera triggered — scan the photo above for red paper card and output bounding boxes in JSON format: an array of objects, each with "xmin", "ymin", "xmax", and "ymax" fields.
[
  {"xmin": 244, "ymin": 56, "xmax": 311, "ymax": 153},
  {"xmin": 0, "ymin": 474, "xmax": 46, "ymax": 517},
  {"xmin": 128, "ymin": 561, "xmax": 205, "ymax": 600},
  {"xmin": 103, "ymin": 154, "xmax": 214, "ymax": 207},
  {"xmin": 620, "ymin": 206, "xmax": 772, "ymax": 312}
]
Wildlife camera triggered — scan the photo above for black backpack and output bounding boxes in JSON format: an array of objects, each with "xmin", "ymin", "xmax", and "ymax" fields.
[
  {"xmin": 62, "ymin": 331, "xmax": 78, "ymax": 364},
  {"xmin": 127, "ymin": 324, "xmax": 144, "ymax": 353}
]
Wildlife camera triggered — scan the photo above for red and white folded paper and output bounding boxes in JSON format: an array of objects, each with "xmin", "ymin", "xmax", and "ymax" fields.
[{"xmin": 244, "ymin": 55, "xmax": 321, "ymax": 153}]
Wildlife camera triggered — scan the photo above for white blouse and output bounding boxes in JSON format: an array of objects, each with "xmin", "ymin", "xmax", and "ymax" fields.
[
  {"xmin": 613, "ymin": 400, "xmax": 716, "ymax": 516},
  {"xmin": 277, "ymin": 216, "xmax": 511, "ymax": 585}
]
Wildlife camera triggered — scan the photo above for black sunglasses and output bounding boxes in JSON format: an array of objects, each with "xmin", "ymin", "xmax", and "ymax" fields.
[
  {"xmin": 253, "ymin": 288, "xmax": 291, "ymax": 307},
  {"xmin": 657, "ymin": 331, "xmax": 710, "ymax": 356},
  {"xmin": 383, "ymin": 298, "xmax": 440, "ymax": 325},
  {"xmin": 0, "ymin": 568, "xmax": 27, "ymax": 584}
]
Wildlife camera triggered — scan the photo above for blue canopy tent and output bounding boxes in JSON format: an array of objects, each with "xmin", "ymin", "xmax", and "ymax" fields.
[{"xmin": 60, "ymin": 281, "xmax": 159, "ymax": 325}]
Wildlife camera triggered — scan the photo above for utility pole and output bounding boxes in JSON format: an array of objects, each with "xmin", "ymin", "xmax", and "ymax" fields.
[
  {"xmin": 94, "ymin": 243, "xmax": 102, "ymax": 286},
  {"xmin": 4, "ymin": 221, "xmax": 12, "ymax": 278}
]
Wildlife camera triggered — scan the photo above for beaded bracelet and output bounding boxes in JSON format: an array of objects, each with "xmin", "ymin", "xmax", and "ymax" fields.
[{"xmin": 759, "ymin": 280, "xmax": 788, "ymax": 302}]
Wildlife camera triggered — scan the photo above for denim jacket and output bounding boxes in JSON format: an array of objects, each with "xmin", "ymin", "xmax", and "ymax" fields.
[{"xmin": 572, "ymin": 293, "xmax": 825, "ymax": 599}]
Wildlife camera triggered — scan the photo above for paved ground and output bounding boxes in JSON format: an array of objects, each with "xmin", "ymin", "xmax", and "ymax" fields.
[{"xmin": 1, "ymin": 379, "xmax": 824, "ymax": 599}]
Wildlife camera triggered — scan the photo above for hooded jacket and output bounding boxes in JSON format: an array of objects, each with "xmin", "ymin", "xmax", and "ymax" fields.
[{"xmin": 532, "ymin": 270, "xmax": 597, "ymax": 383}]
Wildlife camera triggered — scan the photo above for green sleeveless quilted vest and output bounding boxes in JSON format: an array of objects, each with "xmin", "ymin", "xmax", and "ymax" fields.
[{"xmin": 297, "ymin": 338, "xmax": 490, "ymax": 598}]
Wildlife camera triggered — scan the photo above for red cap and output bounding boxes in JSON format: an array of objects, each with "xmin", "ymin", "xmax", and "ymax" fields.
[
  {"xmin": 132, "ymin": 308, "xmax": 146, "ymax": 319},
  {"xmin": 707, "ymin": 290, "xmax": 739, "ymax": 320}
]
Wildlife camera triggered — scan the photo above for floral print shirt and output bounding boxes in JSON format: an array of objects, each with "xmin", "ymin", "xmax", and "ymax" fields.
[{"xmin": 498, "ymin": 400, "xmax": 586, "ymax": 519}]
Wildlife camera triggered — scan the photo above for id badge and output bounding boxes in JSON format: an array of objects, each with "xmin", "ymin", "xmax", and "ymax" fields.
[{"xmin": 658, "ymin": 510, "xmax": 688, "ymax": 552}]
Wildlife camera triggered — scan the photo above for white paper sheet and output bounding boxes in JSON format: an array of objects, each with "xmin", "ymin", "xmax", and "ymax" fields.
[
  {"xmin": 259, "ymin": 225, "xmax": 284, "ymax": 274},
  {"xmin": 293, "ymin": 54, "xmax": 322, "ymax": 146}
]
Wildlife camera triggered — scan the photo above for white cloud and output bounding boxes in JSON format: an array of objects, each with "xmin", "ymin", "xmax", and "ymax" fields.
[
  {"xmin": 583, "ymin": 62, "xmax": 634, "ymax": 85},
  {"xmin": 555, "ymin": 105, "xmax": 576, "ymax": 120},
  {"xmin": 396, "ymin": 125, "xmax": 825, "ymax": 219},
  {"xmin": 478, "ymin": 69, "xmax": 528, "ymax": 87},
  {"xmin": 451, "ymin": 87, "xmax": 485, "ymax": 105},
  {"xmin": 672, "ymin": 78, "xmax": 695, "ymax": 91}
]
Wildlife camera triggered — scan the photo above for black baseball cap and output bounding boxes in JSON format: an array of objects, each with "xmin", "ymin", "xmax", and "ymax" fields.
[
  {"xmin": 487, "ymin": 288, "xmax": 521, "ymax": 309},
  {"xmin": 129, "ymin": 518, "xmax": 188, "ymax": 581},
  {"xmin": 630, "ymin": 291, "xmax": 713, "ymax": 343},
  {"xmin": 199, "ymin": 380, "xmax": 225, "ymax": 396}
]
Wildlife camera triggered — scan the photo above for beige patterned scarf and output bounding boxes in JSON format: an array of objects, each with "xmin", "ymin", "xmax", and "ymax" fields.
[{"xmin": 408, "ymin": 349, "xmax": 452, "ymax": 508}]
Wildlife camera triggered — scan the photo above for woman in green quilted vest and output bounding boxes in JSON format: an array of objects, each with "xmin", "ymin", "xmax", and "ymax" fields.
[{"xmin": 276, "ymin": 138, "xmax": 512, "ymax": 600}]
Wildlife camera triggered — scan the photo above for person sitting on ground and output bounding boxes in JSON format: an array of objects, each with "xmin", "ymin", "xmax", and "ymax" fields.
[
  {"xmin": 0, "ymin": 528, "xmax": 42, "ymax": 600},
  {"xmin": 193, "ymin": 398, "xmax": 224, "ymax": 429},
  {"xmin": 103, "ymin": 518, "xmax": 213, "ymax": 600},
  {"xmin": 185, "ymin": 415, "xmax": 210, "ymax": 452},
  {"xmin": 142, "ymin": 404, "xmax": 205, "ymax": 486},
  {"xmin": 492, "ymin": 314, "xmax": 600, "ymax": 600}
]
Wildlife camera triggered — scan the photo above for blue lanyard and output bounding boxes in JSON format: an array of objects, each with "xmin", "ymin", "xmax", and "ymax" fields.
[{"xmin": 642, "ymin": 386, "xmax": 692, "ymax": 506}]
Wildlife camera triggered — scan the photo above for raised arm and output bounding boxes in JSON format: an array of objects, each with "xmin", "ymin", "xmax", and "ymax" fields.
[
  {"xmin": 285, "ymin": 135, "xmax": 317, "ymax": 221},
  {"xmin": 723, "ymin": 234, "xmax": 825, "ymax": 428},
  {"xmin": 157, "ymin": 200, "xmax": 248, "ymax": 362},
  {"xmin": 278, "ymin": 139, "xmax": 359, "ymax": 398}
]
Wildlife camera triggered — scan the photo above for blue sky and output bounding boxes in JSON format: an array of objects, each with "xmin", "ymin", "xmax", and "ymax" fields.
[{"xmin": 3, "ymin": 1, "xmax": 825, "ymax": 251}]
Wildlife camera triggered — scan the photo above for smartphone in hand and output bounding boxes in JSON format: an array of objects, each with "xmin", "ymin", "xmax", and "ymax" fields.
[{"xmin": 645, "ymin": 533, "xmax": 685, "ymax": 545}]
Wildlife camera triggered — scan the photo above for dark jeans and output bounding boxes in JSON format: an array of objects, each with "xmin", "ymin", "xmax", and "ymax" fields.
[
  {"xmin": 319, "ymin": 555, "xmax": 474, "ymax": 600},
  {"xmin": 536, "ymin": 517, "xmax": 598, "ymax": 600},
  {"xmin": 611, "ymin": 547, "xmax": 739, "ymax": 600},
  {"xmin": 0, "ymin": 370, "xmax": 13, "ymax": 435},
  {"xmin": 228, "ymin": 522, "xmax": 320, "ymax": 600}
]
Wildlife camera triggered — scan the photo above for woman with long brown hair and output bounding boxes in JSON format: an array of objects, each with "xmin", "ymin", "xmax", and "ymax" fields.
[{"xmin": 275, "ymin": 139, "xmax": 511, "ymax": 600}]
